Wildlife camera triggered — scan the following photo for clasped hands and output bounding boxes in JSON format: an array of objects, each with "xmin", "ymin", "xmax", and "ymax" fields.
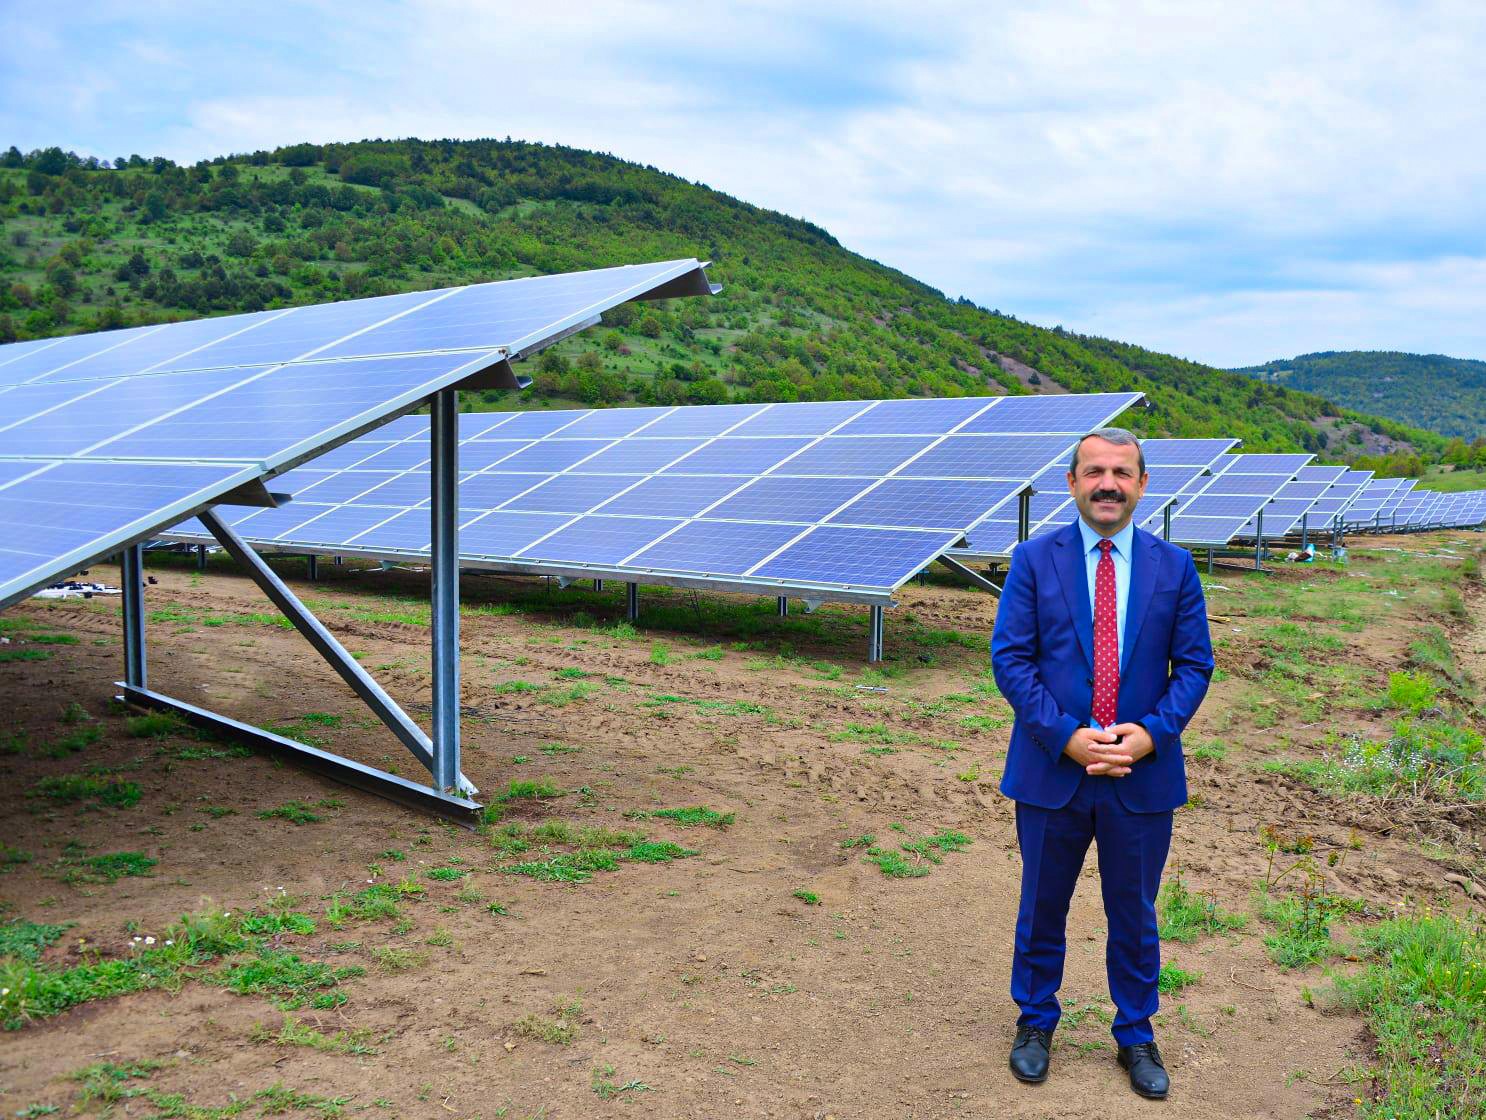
[{"xmin": 1063, "ymin": 724, "xmax": 1153, "ymax": 777}]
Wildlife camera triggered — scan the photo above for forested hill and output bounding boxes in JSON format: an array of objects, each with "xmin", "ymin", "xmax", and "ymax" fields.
[
  {"xmin": 1236, "ymin": 351, "xmax": 1486, "ymax": 445},
  {"xmin": 0, "ymin": 139, "xmax": 1445, "ymax": 473}
]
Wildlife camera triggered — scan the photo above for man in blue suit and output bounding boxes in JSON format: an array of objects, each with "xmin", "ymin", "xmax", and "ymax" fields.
[{"xmin": 991, "ymin": 428, "xmax": 1214, "ymax": 1100}]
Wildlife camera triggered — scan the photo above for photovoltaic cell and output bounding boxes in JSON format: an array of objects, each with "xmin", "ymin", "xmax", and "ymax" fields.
[
  {"xmin": 903, "ymin": 435, "xmax": 1073, "ymax": 478},
  {"xmin": 828, "ymin": 478, "xmax": 1024, "ymax": 530},
  {"xmin": 626, "ymin": 520, "xmax": 806, "ymax": 574},
  {"xmin": 705, "ymin": 476, "xmax": 871, "ymax": 523},
  {"xmin": 593, "ymin": 475, "xmax": 744, "ymax": 518},
  {"xmin": 519, "ymin": 515, "xmax": 685, "ymax": 565},
  {"xmin": 753, "ymin": 526, "xmax": 958, "ymax": 588}
]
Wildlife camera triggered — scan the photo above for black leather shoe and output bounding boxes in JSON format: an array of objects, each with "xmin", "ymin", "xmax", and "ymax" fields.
[
  {"xmin": 1009, "ymin": 1025, "xmax": 1053, "ymax": 1084},
  {"xmin": 1117, "ymin": 1041, "xmax": 1170, "ymax": 1099}
]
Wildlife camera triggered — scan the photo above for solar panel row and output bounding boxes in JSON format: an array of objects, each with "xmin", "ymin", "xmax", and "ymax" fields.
[
  {"xmin": 166, "ymin": 392, "xmax": 1146, "ymax": 596},
  {"xmin": 0, "ymin": 260, "xmax": 716, "ymax": 609}
]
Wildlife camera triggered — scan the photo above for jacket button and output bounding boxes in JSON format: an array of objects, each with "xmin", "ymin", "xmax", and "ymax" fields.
[{"xmin": 1085, "ymin": 676, "xmax": 1094, "ymax": 686}]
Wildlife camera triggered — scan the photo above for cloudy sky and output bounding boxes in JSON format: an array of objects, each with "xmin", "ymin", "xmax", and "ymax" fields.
[{"xmin": 3, "ymin": 0, "xmax": 1483, "ymax": 367}]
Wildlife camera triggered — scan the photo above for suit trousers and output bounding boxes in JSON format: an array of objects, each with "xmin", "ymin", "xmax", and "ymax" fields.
[{"xmin": 1010, "ymin": 772, "xmax": 1173, "ymax": 1046}]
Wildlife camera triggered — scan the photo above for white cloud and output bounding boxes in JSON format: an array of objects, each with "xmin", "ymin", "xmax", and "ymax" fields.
[{"xmin": 4, "ymin": 1, "xmax": 1486, "ymax": 364}]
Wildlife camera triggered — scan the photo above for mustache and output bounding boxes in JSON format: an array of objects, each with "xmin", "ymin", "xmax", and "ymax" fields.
[{"xmin": 1090, "ymin": 490, "xmax": 1126, "ymax": 503}]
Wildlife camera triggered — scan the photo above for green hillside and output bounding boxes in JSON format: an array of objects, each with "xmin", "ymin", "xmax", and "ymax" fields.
[
  {"xmin": 1236, "ymin": 351, "xmax": 1486, "ymax": 446},
  {"xmin": 0, "ymin": 139, "xmax": 1447, "ymax": 475}
]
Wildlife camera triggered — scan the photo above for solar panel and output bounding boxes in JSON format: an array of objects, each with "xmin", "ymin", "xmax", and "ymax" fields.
[
  {"xmin": 951, "ymin": 437, "xmax": 1236, "ymax": 554},
  {"xmin": 166, "ymin": 392, "xmax": 1144, "ymax": 597},
  {"xmin": 0, "ymin": 259, "xmax": 716, "ymax": 608}
]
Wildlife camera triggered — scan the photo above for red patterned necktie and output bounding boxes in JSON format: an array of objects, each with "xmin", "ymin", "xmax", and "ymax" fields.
[{"xmin": 1092, "ymin": 538, "xmax": 1120, "ymax": 728}]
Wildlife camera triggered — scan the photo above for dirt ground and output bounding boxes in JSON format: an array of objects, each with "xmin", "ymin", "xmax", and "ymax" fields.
[{"xmin": 1, "ymin": 533, "xmax": 1482, "ymax": 1119}]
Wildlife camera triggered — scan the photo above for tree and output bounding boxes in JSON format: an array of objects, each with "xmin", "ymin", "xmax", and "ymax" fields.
[{"xmin": 142, "ymin": 190, "xmax": 168, "ymax": 223}]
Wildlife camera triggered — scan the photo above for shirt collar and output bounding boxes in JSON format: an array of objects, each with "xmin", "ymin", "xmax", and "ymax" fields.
[{"xmin": 1077, "ymin": 514, "xmax": 1135, "ymax": 559}]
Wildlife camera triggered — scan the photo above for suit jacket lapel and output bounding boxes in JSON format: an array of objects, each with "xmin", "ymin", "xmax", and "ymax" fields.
[
  {"xmin": 1122, "ymin": 528, "xmax": 1162, "ymax": 668},
  {"xmin": 1052, "ymin": 521, "xmax": 1095, "ymax": 671}
]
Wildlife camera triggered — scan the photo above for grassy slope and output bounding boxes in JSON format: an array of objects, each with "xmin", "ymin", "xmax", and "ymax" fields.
[
  {"xmin": 1236, "ymin": 351, "xmax": 1486, "ymax": 442},
  {"xmin": 0, "ymin": 139, "xmax": 1447, "ymax": 466}
]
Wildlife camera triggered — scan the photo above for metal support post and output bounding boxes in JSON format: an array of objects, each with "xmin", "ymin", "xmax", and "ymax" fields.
[
  {"xmin": 776, "ymin": 596, "xmax": 788, "ymax": 617},
  {"xmin": 122, "ymin": 544, "xmax": 147, "ymax": 689},
  {"xmin": 594, "ymin": 579, "xmax": 604, "ymax": 592},
  {"xmin": 1206, "ymin": 547, "xmax": 1214, "ymax": 575},
  {"xmin": 197, "ymin": 510, "xmax": 475, "ymax": 796},
  {"xmin": 867, "ymin": 605, "xmax": 885, "ymax": 663},
  {"xmin": 626, "ymin": 582, "xmax": 639, "ymax": 622},
  {"xmin": 1162, "ymin": 504, "xmax": 1172, "ymax": 541},
  {"xmin": 1299, "ymin": 513, "xmax": 1309, "ymax": 551},
  {"xmin": 306, "ymin": 554, "xmax": 319, "ymax": 582},
  {"xmin": 1254, "ymin": 510, "xmax": 1264, "ymax": 571},
  {"xmin": 196, "ymin": 544, "xmax": 207, "ymax": 571},
  {"xmin": 1332, "ymin": 515, "xmax": 1342, "ymax": 549},
  {"xmin": 334, "ymin": 555, "xmax": 343, "ymax": 566},
  {"xmin": 1017, "ymin": 491, "xmax": 1032, "ymax": 543},
  {"xmin": 429, "ymin": 388, "xmax": 461, "ymax": 794}
]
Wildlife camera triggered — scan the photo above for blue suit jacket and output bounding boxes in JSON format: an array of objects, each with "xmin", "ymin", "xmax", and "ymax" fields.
[{"xmin": 991, "ymin": 519, "xmax": 1214, "ymax": 813}]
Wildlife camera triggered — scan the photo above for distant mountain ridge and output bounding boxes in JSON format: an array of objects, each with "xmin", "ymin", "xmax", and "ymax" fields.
[
  {"xmin": 1235, "ymin": 351, "xmax": 1486, "ymax": 441},
  {"xmin": 0, "ymin": 139, "xmax": 1448, "ymax": 474}
]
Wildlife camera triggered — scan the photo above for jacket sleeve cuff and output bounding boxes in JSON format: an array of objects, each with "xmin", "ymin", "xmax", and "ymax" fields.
[{"xmin": 1042, "ymin": 713, "xmax": 1081, "ymax": 759}]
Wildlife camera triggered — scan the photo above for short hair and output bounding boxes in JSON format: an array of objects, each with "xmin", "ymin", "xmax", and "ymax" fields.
[{"xmin": 1069, "ymin": 427, "xmax": 1145, "ymax": 476}]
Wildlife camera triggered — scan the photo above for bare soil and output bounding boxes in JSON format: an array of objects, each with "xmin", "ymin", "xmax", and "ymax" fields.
[{"xmin": 1, "ymin": 534, "xmax": 1482, "ymax": 1119}]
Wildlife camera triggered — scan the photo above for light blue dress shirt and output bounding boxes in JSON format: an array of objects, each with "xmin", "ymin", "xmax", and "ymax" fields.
[{"xmin": 1077, "ymin": 514, "xmax": 1133, "ymax": 674}]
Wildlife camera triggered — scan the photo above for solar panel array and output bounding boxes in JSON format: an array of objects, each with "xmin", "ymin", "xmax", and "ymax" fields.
[
  {"xmin": 1166, "ymin": 453, "xmax": 1313, "ymax": 545},
  {"xmin": 0, "ymin": 259, "xmax": 715, "ymax": 608},
  {"xmin": 1300, "ymin": 469, "xmax": 1373, "ymax": 532},
  {"xmin": 1375, "ymin": 479, "xmax": 1418, "ymax": 524},
  {"xmin": 1233, "ymin": 464, "xmax": 1347, "ymax": 538},
  {"xmin": 948, "ymin": 437, "xmax": 1233, "ymax": 558},
  {"xmin": 165, "ymin": 392, "xmax": 1144, "ymax": 600},
  {"xmin": 1343, "ymin": 477, "xmax": 1415, "ymax": 529}
]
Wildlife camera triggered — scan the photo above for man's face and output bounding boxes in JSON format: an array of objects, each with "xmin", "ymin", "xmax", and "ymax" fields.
[{"xmin": 1067, "ymin": 436, "xmax": 1148, "ymax": 536}]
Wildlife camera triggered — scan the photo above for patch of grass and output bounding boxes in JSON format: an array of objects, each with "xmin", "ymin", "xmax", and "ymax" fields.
[
  {"xmin": 958, "ymin": 714, "xmax": 1011, "ymax": 734},
  {"xmin": 0, "ymin": 919, "xmax": 72, "ymax": 963},
  {"xmin": 63, "ymin": 851, "xmax": 157, "ymax": 885},
  {"xmin": 539, "ymin": 741, "xmax": 582, "ymax": 756},
  {"xmin": 792, "ymin": 889, "xmax": 820, "ymax": 905},
  {"xmin": 425, "ymin": 866, "xmax": 468, "ymax": 881},
  {"xmin": 125, "ymin": 711, "xmax": 187, "ymax": 739},
  {"xmin": 2, "ymin": 908, "xmax": 247, "ymax": 1030},
  {"xmin": 251, "ymin": 1013, "xmax": 378, "ymax": 1055},
  {"xmin": 0, "ymin": 647, "xmax": 52, "ymax": 663},
  {"xmin": 500, "ymin": 839, "xmax": 697, "ymax": 883},
  {"xmin": 625, "ymin": 805, "xmax": 734, "ymax": 829},
  {"xmin": 59, "ymin": 701, "xmax": 89, "ymax": 724},
  {"xmin": 29, "ymin": 773, "xmax": 141, "ymax": 809},
  {"xmin": 1157, "ymin": 963, "xmax": 1200, "ymax": 993},
  {"xmin": 256, "ymin": 801, "xmax": 326, "ymax": 825},
  {"xmin": 371, "ymin": 946, "xmax": 429, "ymax": 973},
  {"xmin": 240, "ymin": 912, "xmax": 317, "ymax": 937},
  {"xmin": 0, "ymin": 843, "xmax": 33, "ymax": 873},
  {"xmin": 1330, "ymin": 911, "xmax": 1486, "ymax": 1119},
  {"xmin": 513, "ymin": 997, "xmax": 582, "ymax": 1045},
  {"xmin": 1387, "ymin": 670, "xmax": 1439, "ymax": 714},
  {"xmin": 324, "ymin": 884, "xmax": 401, "ymax": 926},
  {"xmin": 35, "ymin": 725, "xmax": 102, "ymax": 759},
  {"xmin": 69, "ymin": 1059, "xmax": 162, "ymax": 1108},
  {"xmin": 1255, "ymin": 883, "xmax": 1355, "ymax": 970},
  {"xmin": 862, "ymin": 830, "xmax": 972, "ymax": 879},
  {"xmin": 649, "ymin": 641, "xmax": 672, "ymax": 666},
  {"xmin": 1264, "ymin": 718, "xmax": 1483, "ymax": 802},
  {"xmin": 1158, "ymin": 872, "xmax": 1247, "ymax": 941},
  {"xmin": 1189, "ymin": 738, "xmax": 1227, "ymax": 762},
  {"xmin": 829, "ymin": 721, "xmax": 918, "ymax": 745},
  {"xmin": 211, "ymin": 949, "xmax": 363, "ymax": 1009},
  {"xmin": 494, "ymin": 778, "xmax": 563, "ymax": 802},
  {"xmin": 592, "ymin": 1063, "xmax": 652, "ymax": 1100}
]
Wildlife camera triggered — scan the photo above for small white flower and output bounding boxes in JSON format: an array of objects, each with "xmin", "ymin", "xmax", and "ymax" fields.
[
  {"xmin": 144, "ymin": 936, "xmax": 155, "ymax": 945},
  {"xmin": 2, "ymin": 987, "xmax": 10, "ymax": 996},
  {"xmin": 132, "ymin": 936, "xmax": 142, "ymax": 943},
  {"xmin": 223, "ymin": 911, "xmax": 231, "ymax": 917},
  {"xmin": 164, "ymin": 940, "xmax": 174, "ymax": 946}
]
